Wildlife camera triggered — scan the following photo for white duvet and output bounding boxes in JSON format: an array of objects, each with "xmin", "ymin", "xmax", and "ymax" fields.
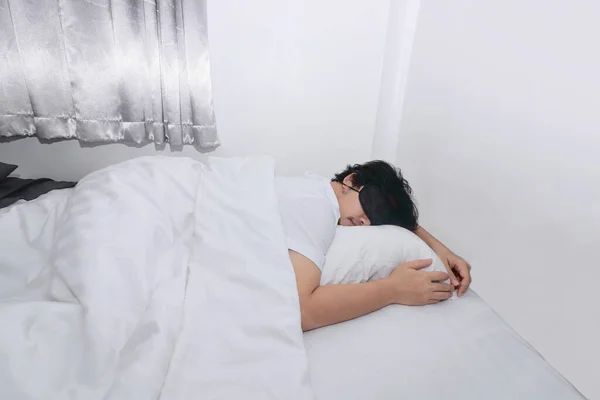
[{"xmin": 0, "ymin": 156, "xmax": 313, "ymax": 400}]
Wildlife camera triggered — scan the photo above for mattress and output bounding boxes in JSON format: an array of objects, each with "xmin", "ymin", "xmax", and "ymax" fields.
[
  {"xmin": 305, "ymin": 290, "xmax": 585, "ymax": 399},
  {"xmin": 0, "ymin": 189, "xmax": 586, "ymax": 400}
]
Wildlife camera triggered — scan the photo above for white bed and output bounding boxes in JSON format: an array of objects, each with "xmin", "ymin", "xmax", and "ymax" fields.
[
  {"xmin": 0, "ymin": 158, "xmax": 586, "ymax": 400},
  {"xmin": 305, "ymin": 291, "xmax": 585, "ymax": 400}
]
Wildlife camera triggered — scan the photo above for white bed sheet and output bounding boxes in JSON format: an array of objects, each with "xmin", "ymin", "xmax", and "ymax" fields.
[
  {"xmin": 0, "ymin": 187, "xmax": 586, "ymax": 400},
  {"xmin": 304, "ymin": 291, "xmax": 586, "ymax": 400}
]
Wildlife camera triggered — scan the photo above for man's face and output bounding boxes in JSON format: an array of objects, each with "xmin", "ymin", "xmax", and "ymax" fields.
[{"xmin": 338, "ymin": 175, "xmax": 371, "ymax": 227}]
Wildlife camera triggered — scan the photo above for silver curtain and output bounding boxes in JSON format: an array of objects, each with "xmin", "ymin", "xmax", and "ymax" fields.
[{"xmin": 0, "ymin": 0, "xmax": 219, "ymax": 149}]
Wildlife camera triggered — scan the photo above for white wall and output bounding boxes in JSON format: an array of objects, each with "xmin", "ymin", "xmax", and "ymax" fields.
[
  {"xmin": 397, "ymin": 1, "xmax": 600, "ymax": 398},
  {"xmin": 0, "ymin": 0, "xmax": 390, "ymax": 180}
]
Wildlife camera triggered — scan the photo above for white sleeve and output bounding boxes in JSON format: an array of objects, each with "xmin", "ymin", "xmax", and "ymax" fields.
[{"xmin": 278, "ymin": 197, "xmax": 337, "ymax": 270}]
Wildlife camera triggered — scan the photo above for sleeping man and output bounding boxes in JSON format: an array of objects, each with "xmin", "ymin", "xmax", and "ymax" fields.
[{"xmin": 277, "ymin": 161, "xmax": 472, "ymax": 331}]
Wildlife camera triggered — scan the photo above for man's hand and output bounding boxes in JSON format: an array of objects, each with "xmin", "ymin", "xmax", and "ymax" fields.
[
  {"xmin": 414, "ymin": 226, "xmax": 473, "ymax": 297},
  {"xmin": 440, "ymin": 252, "xmax": 472, "ymax": 297},
  {"xmin": 385, "ymin": 259, "xmax": 454, "ymax": 306}
]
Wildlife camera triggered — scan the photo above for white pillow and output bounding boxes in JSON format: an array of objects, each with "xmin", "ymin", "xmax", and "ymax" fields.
[{"xmin": 321, "ymin": 225, "xmax": 448, "ymax": 285}]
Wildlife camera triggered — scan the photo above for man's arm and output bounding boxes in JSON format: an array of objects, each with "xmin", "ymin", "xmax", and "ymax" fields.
[
  {"xmin": 414, "ymin": 225, "xmax": 472, "ymax": 296},
  {"xmin": 290, "ymin": 250, "xmax": 453, "ymax": 331},
  {"xmin": 414, "ymin": 225, "xmax": 451, "ymax": 256}
]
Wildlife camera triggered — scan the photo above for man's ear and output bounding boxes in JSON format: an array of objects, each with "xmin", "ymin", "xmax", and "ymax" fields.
[{"xmin": 343, "ymin": 173, "xmax": 356, "ymax": 187}]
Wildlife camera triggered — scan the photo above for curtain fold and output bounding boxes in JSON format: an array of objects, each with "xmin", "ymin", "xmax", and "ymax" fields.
[{"xmin": 0, "ymin": 0, "xmax": 218, "ymax": 149}]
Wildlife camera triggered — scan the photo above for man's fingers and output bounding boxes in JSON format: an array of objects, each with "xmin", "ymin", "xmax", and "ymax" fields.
[
  {"xmin": 446, "ymin": 268, "xmax": 460, "ymax": 287},
  {"xmin": 426, "ymin": 299, "xmax": 440, "ymax": 305},
  {"xmin": 431, "ymin": 292, "xmax": 453, "ymax": 301},
  {"xmin": 431, "ymin": 282, "xmax": 454, "ymax": 292},
  {"xmin": 441, "ymin": 257, "xmax": 459, "ymax": 287},
  {"xmin": 405, "ymin": 258, "xmax": 433, "ymax": 270},
  {"xmin": 425, "ymin": 271, "xmax": 449, "ymax": 281},
  {"xmin": 455, "ymin": 262, "xmax": 472, "ymax": 296},
  {"xmin": 458, "ymin": 276, "xmax": 472, "ymax": 297}
]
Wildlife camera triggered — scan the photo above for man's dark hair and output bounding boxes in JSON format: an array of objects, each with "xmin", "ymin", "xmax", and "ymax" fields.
[{"xmin": 332, "ymin": 160, "xmax": 419, "ymax": 231}]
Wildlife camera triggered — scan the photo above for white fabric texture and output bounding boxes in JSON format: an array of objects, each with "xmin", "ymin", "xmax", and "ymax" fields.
[
  {"xmin": 0, "ymin": 156, "xmax": 313, "ymax": 400},
  {"xmin": 305, "ymin": 290, "xmax": 586, "ymax": 400},
  {"xmin": 321, "ymin": 225, "xmax": 451, "ymax": 285},
  {"xmin": 275, "ymin": 173, "xmax": 340, "ymax": 269}
]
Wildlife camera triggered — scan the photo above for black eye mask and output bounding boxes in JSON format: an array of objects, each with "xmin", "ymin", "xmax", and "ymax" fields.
[
  {"xmin": 358, "ymin": 184, "xmax": 398, "ymax": 226},
  {"xmin": 345, "ymin": 183, "xmax": 398, "ymax": 226}
]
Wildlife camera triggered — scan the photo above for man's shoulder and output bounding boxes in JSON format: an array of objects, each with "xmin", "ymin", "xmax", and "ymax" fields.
[
  {"xmin": 275, "ymin": 173, "xmax": 339, "ymax": 269},
  {"xmin": 276, "ymin": 174, "xmax": 337, "ymax": 214}
]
